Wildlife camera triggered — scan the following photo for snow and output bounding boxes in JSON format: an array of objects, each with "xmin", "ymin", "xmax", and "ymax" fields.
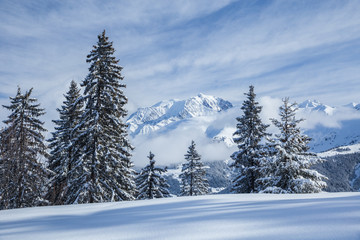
[
  {"xmin": 298, "ymin": 99, "xmax": 336, "ymax": 115},
  {"xmin": 126, "ymin": 93, "xmax": 233, "ymax": 136},
  {"xmin": 1, "ymin": 193, "xmax": 359, "ymax": 240},
  {"xmin": 318, "ymin": 143, "xmax": 360, "ymax": 158},
  {"xmin": 305, "ymin": 118, "xmax": 360, "ymax": 152}
]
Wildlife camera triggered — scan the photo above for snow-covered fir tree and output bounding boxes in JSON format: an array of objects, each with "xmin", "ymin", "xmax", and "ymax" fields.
[
  {"xmin": 47, "ymin": 81, "xmax": 83, "ymax": 205},
  {"xmin": 136, "ymin": 152, "xmax": 170, "ymax": 200},
  {"xmin": 67, "ymin": 30, "xmax": 136, "ymax": 204},
  {"xmin": 260, "ymin": 98, "xmax": 327, "ymax": 193},
  {"xmin": 180, "ymin": 141, "xmax": 209, "ymax": 196},
  {"xmin": 230, "ymin": 85, "xmax": 271, "ymax": 193},
  {"xmin": 0, "ymin": 87, "xmax": 48, "ymax": 209}
]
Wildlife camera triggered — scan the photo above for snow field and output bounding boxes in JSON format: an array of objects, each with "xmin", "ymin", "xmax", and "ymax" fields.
[{"xmin": 0, "ymin": 192, "xmax": 359, "ymax": 240}]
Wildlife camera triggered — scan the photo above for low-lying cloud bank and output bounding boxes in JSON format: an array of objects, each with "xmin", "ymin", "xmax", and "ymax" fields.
[{"xmin": 131, "ymin": 96, "xmax": 360, "ymax": 167}]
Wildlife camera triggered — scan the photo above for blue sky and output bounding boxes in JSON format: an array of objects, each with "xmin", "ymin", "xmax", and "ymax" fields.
[{"xmin": 1, "ymin": 0, "xmax": 360, "ymax": 129}]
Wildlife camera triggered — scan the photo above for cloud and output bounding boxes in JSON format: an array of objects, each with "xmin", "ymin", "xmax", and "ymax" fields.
[
  {"xmin": 131, "ymin": 114, "xmax": 236, "ymax": 167},
  {"xmin": 1, "ymin": 0, "xmax": 360, "ymax": 162},
  {"xmin": 0, "ymin": 0, "xmax": 237, "ymax": 129},
  {"xmin": 258, "ymin": 95, "xmax": 360, "ymax": 133},
  {"xmin": 121, "ymin": 0, "xmax": 360, "ymax": 110},
  {"xmin": 129, "ymin": 95, "xmax": 281, "ymax": 167},
  {"xmin": 129, "ymin": 92, "xmax": 360, "ymax": 167},
  {"xmin": 298, "ymin": 106, "xmax": 360, "ymax": 129}
]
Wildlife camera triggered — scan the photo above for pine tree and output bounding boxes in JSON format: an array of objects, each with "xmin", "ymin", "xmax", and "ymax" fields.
[
  {"xmin": 67, "ymin": 30, "xmax": 136, "ymax": 204},
  {"xmin": 180, "ymin": 141, "xmax": 209, "ymax": 196},
  {"xmin": 136, "ymin": 152, "xmax": 170, "ymax": 200},
  {"xmin": 261, "ymin": 98, "xmax": 327, "ymax": 193},
  {"xmin": 230, "ymin": 85, "xmax": 271, "ymax": 193},
  {"xmin": 0, "ymin": 87, "xmax": 48, "ymax": 209},
  {"xmin": 47, "ymin": 80, "xmax": 83, "ymax": 205}
]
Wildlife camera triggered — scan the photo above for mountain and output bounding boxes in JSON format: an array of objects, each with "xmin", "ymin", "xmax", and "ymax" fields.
[
  {"xmin": 209, "ymin": 127, "xmax": 235, "ymax": 147},
  {"xmin": 305, "ymin": 118, "xmax": 360, "ymax": 152},
  {"xmin": 128, "ymin": 95, "xmax": 360, "ymax": 166},
  {"xmin": 315, "ymin": 152, "xmax": 360, "ymax": 192},
  {"xmin": 296, "ymin": 100, "xmax": 360, "ymax": 152},
  {"xmin": 127, "ymin": 93, "xmax": 233, "ymax": 136},
  {"xmin": 127, "ymin": 95, "xmax": 360, "ymax": 194},
  {"xmin": 345, "ymin": 102, "xmax": 360, "ymax": 111},
  {"xmin": 298, "ymin": 99, "xmax": 336, "ymax": 115},
  {"xmin": 285, "ymin": 99, "xmax": 360, "ymax": 152},
  {"xmin": 316, "ymin": 143, "xmax": 360, "ymax": 192}
]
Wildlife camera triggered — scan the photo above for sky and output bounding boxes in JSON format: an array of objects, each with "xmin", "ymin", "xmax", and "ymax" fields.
[{"xmin": 1, "ymin": 0, "xmax": 360, "ymax": 165}]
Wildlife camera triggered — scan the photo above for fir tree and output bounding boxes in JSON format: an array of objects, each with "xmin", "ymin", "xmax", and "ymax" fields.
[
  {"xmin": 67, "ymin": 30, "xmax": 136, "ymax": 204},
  {"xmin": 136, "ymin": 152, "xmax": 170, "ymax": 200},
  {"xmin": 180, "ymin": 141, "xmax": 209, "ymax": 196},
  {"xmin": 47, "ymin": 80, "xmax": 83, "ymax": 205},
  {"xmin": 230, "ymin": 85, "xmax": 271, "ymax": 193},
  {"xmin": 261, "ymin": 98, "xmax": 327, "ymax": 193},
  {"xmin": 0, "ymin": 87, "xmax": 48, "ymax": 209}
]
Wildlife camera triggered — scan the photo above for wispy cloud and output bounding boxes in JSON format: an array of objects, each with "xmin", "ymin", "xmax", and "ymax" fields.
[{"xmin": 1, "ymin": 0, "xmax": 360, "ymax": 165}]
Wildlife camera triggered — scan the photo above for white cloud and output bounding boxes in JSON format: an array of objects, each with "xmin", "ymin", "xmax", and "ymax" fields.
[
  {"xmin": 131, "ymin": 114, "xmax": 236, "ymax": 167},
  {"xmin": 130, "ymin": 92, "xmax": 360, "ymax": 167},
  {"xmin": 1, "ymin": 0, "xmax": 360, "ymax": 162}
]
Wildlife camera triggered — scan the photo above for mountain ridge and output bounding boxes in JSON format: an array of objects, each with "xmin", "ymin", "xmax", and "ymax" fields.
[
  {"xmin": 127, "ymin": 93, "xmax": 233, "ymax": 136},
  {"xmin": 128, "ymin": 95, "xmax": 360, "ymax": 155}
]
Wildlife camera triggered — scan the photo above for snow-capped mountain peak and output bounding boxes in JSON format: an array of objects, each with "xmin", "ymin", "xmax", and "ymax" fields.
[
  {"xmin": 127, "ymin": 94, "xmax": 233, "ymax": 136},
  {"xmin": 298, "ymin": 99, "xmax": 335, "ymax": 115},
  {"xmin": 298, "ymin": 99, "xmax": 321, "ymax": 108}
]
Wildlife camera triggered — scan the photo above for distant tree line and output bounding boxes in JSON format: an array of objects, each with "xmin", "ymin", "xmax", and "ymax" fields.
[{"xmin": 0, "ymin": 31, "xmax": 326, "ymax": 210}]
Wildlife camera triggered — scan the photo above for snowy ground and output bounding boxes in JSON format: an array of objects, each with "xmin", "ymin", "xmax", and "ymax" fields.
[
  {"xmin": 318, "ymin": 143, "xmax": 360, "ymax": 158},
  {"xmin": 0, "ymin": 193, "xmax": 359, "ymax": 240}
]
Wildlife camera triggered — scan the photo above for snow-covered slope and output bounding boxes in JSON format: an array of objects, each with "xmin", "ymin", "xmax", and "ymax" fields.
[
  {"xmin": 127, "ymin": 93, "xmax": 233, "ymax": 136},
  {"xmin": 1, "ymin": 193, "xmax": 359, "ymax": 240},
  {"xmin": 318, "ymin": 143, "xmax": 360, "ymax": 158},
  {"xmin": 306, "ymin": 118, "xmax": 360, "ymax": 152}
]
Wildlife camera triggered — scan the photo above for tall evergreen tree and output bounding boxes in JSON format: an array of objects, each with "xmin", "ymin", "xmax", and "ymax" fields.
[
  {"xmin": 136, "ymin": 152, "xmax": 170, "ymax": 200},
  {"xmin": 180, "ymin": 141, "xmax": 209, "ymax": 196},
  {"xmin": 230, "ymin": 85, "xmax": 270, "ymax": 193},
  {"xmin": 67, "ymin": 30, "xmax": 136, "ymax": 204},
  {"xmin": 0, "ymin": 87, "xmax": 48, "ymax": 209},
  {"xmin": 261, "ymin": 98, "xmax": 327, "ymax": 193},
  {"xmin": 47, "ymin": 81, "xmax": 83, "ymax": 205}
]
